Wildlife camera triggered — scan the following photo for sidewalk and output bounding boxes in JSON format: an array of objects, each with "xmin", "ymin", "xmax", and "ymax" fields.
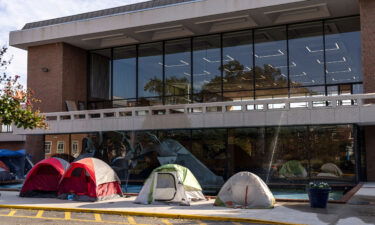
[{"xmin": 0, "ymin": 189, "xmax": 374, "ymax": 225}]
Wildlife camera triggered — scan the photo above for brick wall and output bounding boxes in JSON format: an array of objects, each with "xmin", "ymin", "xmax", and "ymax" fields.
[
  {"xmin": 27, "ymin": 42, "xmax": 87, "ymax": 163},
  {"xmin": 360, "ymin": 0, "xmax": 375, "ymax": 181},
  {"xmin": 0, "ymin": 142, "xmax": 25, "ymax": 150},
  {"xmin": 360, "ymin": 0, "xmax": 375, "ymax": 93}
]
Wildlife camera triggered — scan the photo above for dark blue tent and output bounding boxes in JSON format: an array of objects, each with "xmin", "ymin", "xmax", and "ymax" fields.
[{"xmin": 0, "ymin": 149, "xmax": 29, "ymax": 179}]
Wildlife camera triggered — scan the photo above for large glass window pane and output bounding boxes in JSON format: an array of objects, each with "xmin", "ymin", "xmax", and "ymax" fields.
[
  {"xmin": 290, "ymin": 86, "xmax": 325, "ymax": 98},
  {"xmin": 325, "ymin": 17, "xmax": 362, "ymax": 84},
  {"xmin": 164, "ymin": 39, "xmax": 191, "ymax": 101},
  {"xmin": 309, "ymin": 125, "xmax": 356, "ymax": 183},
  {"xmin": 254, "ymin": 26, "xmax": 288, "ymax": 89},
  {"xmin": 113, "ymin": 46, "xmax": 137, "ymax": 100},
  {"xmin": 227, "ymin": 128, "xmax": 266, "ymax": 177},
  {"xmin": 138, "ymin": 43, "xmax": 163, "ymax": 98},
  {"xmin": 289, "ymin": 22, "xmax": 324, "ymax": 87},
  {"xmin": 89, "ymin": 49, "xmax": 111, "ymax": 101},
  {"xmin": 222, "ymin": 31, "xmax": 253, "ymax": 95},
  {"xmin": 193, "ymin": 35, "xmax": 222, "ymax": 102},
  {"xmin": 265, "ymin": 126, "xmax": 309, "ymax": 184},
  {"xmin": 191, "ymin": 129, "xmax": 226, "ymax": 192}
]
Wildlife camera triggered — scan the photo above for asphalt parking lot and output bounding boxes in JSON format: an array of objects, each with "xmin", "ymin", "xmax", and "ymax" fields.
[{"xmin": 0, "ymin": 208, "xmax": 278, "ymax": 225}]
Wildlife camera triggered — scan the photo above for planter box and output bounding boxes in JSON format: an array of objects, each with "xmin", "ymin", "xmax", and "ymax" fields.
[{"xmin": 307, "ymin": 188, "xmax": 330, "ymax": 208}]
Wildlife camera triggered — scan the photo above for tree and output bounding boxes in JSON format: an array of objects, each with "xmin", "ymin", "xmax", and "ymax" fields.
[{"xmin": 0, "ymin": 46, "xmax": 47, "ymax": 129}]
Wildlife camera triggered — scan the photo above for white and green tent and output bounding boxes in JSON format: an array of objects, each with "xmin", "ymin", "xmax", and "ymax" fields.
[{"xmin": 134, "ymin": 164, "xmax": 205, "ymax": 205}]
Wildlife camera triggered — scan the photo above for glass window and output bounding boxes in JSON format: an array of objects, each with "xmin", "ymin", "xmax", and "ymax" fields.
[
  {"xmin": 289, "ymin": 22, "xmax": 325, "ymax": 87},
  {"xmin": 165, "ymin": 39, "xmax": 191, "ymax": 100},
  {"xmin": 325, "ymin": 17, "xmax": 362, "ymax": 84},
  {"xmin": 57, "ymin": 141, "xmax": 65, "ymax": 154},
  {"xmin": 254, "ymin": 26, "xmax": 288, "ymax": 89},
  {"xmin": 290, "ymin": 86, "xmax": 325, "ymax": 98},
  {"xmin": 138, "ymin": 43, "xmax": 163, "ymax": 98},
  {"xmin": 89, "ymin": 49, "xmax": 111, "ymax": 101},
  {"xmin": 193, "ymin": 35, "xmax": 222, "ymax": 102},
  {"xmin": 309, "ymin": 125, "xmax": 355, "ymax": 183},
  {"xmin": 255, "ymin": 88, "xmax": 288, "ymax": 99},
  {"xmin": 72, "ymin": 141, "xmax": 79, "ymax": 155},
  {"xmin": 227, "ymin": 128, "xmax": 266, "ymax": 176},
  {"xmin": 44, "ymin": 141, "xmax": 52, "ymax": 154},
  {"xmin": 113, "ymin": 46, "xmax": 137, "ymax": 100},
  {"xmin": 191, "ymin": 129, "xmax": 227, "ymax": 190},
  {"xmin": 222, "ymin": 31, "xmax": 253, "ymax": 95}
]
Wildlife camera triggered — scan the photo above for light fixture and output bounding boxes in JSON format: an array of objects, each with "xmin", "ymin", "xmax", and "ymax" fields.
[
  {"xmin": 203, "ymin": 55, "xmax": 234, "ymax": 63},
  {"xmin": 326, "ymin": 67, "xmax": 352, "ymax": 74},
  {"xmin": 159, "ymin": 60, "xmax": 189, "ymax": 67},
  {"xmin": 254, "ymin": 49, "xmax": 284, "ymax": 58},
  {"xmin": 41, "ymin": 67, "xmax": 49, "ymax": 72},
  {"xmin": 317, "ymin": 57, "xmax": 346, "ymax": 64},
  {"xmin": 306, "ymin": 42, "xmax": 339, "ymax": 53}
]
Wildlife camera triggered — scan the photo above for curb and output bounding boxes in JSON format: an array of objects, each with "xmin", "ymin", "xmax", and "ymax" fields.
[{"xmin": 0, "ymin": 204, "xmax": 305, "ymax": 225}]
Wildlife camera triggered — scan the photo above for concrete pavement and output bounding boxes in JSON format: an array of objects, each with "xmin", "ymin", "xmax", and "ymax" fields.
[{"xmin": 0, "ymin": 189, "xmax": 374, "ymax": 225}]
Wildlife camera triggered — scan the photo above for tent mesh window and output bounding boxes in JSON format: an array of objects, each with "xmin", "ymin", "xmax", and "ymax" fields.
[{"xmin": 154, "ymin": 173, "xmax": 176, "ymax": 201}]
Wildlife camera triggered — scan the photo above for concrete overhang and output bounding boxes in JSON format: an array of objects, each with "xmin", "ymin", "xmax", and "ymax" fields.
[{"xmin": 9, "ymin": 0, "xmax": 359, "ymax": 50}]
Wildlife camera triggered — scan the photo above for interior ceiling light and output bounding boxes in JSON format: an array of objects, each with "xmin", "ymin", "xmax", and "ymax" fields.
[
  {"xmin": 317, "ymin": 57, "xmax": 346, "ymax": 64},
  {"xmin": 270, "ymin": 61, "xmax": 296, "ymax": 69},
  {"xmin": 306, "ymin": 43, "xmax": 340, "ymax": 53},
  {"xmin": 326, "ymin": 67, "xmax": 352, "ymax": 74},
  {"xmin": 290, "ymin": 72, "xmax": 307, "ymax": 77},
  {"xmin": 184, "ymin": 70, "xmax": 211, "ymax": 77},
  {"xmin": 254, "ymin": 49, "xmax": 284, "ymax": 58},
  {"xmin": 203, "ymin": 55, "xmax": 234, "ymax": 63},
  {"xmin": 159, "ymin": 60, "xmax": 189, "ymax": 67}
]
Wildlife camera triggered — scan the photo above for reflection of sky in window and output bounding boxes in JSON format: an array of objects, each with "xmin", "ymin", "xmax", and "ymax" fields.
[
  {"xmin": 165, "ymin": 41, "xmax": 191, "ymax": 96},
  {"xmin": 223, "ymin": 31, "xmax": 253, "ymax": 91},
  {"xmin": 326, "ymin": 31, "xmax": 361, "ymax": 84},
  {"xmin": 138, "ymin": 52, "xmax": 163, "ymax": 98},
  {"xmin": 193, "ymin": 36, "xmax": 221, "ymax": 93},
  {"xmin": 289, "ymin": 36, "xmax": 324, "ymax": 86},
  {"xmin": 255, "ymin": 40, "xmax": 287, "ymax": 88},
  {"xmin": 113, "ymin": 57, "xmax": 136, "ymax": 99}
]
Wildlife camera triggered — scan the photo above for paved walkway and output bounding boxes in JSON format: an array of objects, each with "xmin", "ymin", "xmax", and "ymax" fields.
[
  {"xmin": 0, "ymin": 189, "xmax": 374, "ymax": 225},
  {"xmin": 0, "ymin": 208, "xmax": 266, "ymax": 225}
]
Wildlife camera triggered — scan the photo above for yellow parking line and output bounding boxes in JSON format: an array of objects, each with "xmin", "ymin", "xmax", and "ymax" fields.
[
  {"xmin": 161, "ymin": 219, "xmax": 173, "ymax": 225},
  {"xmin": 0, "ymin": 213, "xmax": 150, "ymax": 225},
  {"xmin": 127, "ymin": 216, "xmax": 137, "ymax": 224},
  {"xmin": 7, "ymin": 210, "xmax": 16, "ymax": 216},
  {"xmin": 198, "ymin": 222, "xmax": 208, "ymax": 225},
  {"xmin": 35, "ymin": 210, "xmax": 44, "ymax": 218},
  {"xmin": 64, "ymin": 212, "xmax": 71, "ymax": 220},
  {"xmin": 94, "ymin": 213, "xmax": 102, "ymax": 222}
]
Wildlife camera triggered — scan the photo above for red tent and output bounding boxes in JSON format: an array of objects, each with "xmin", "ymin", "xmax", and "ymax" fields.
[
  {"xmin": 58, "ymin": 157, "xmax": 122, "ymax": 201},
  {"xmin": 20, "ymin": 157, "xmax": 69, "ymax": 197}
]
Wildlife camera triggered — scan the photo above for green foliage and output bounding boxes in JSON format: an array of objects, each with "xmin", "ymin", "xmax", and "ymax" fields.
[
  {"xmin": 308, "ymin": 181, "xmax": 330, "ymax": 189},
  {"xmin": 0, "ymin": 46, "xmax": 47, "ymax": 129}
]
